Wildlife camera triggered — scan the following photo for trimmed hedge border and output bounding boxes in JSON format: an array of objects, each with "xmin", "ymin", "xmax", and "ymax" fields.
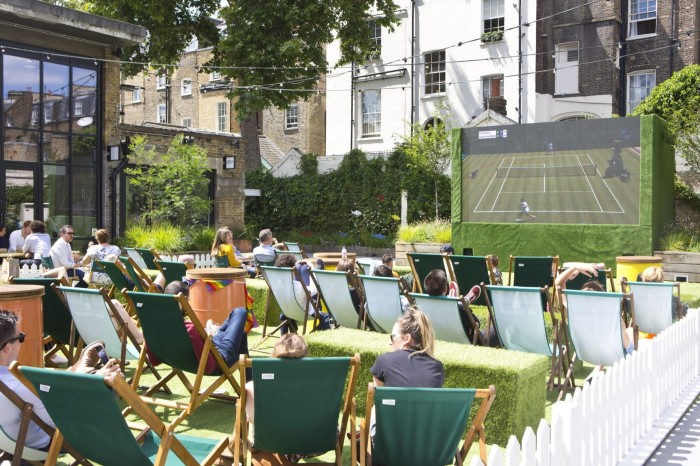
[{"xmin": 305, "ymin": 328, "xmax": 549, "ymax": 446}]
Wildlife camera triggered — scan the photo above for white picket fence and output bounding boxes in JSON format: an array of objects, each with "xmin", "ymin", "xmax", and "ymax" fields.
[
  {"xmin": 160, "ymin": 253, "xmax": 219, "ymax": 268},
  {"xmin": 471, "ymin": 309, "xmax": 700, "ymax": 466}
]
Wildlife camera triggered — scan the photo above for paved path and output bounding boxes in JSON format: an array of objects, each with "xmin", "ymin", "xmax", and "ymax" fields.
[{"xmin": 644, "ymin": 394, "xmax": 700, "ymax": 465}]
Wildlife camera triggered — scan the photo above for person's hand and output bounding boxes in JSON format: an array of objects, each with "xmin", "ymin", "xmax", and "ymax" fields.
[
  {"xmin": 574, "ymin": 263, "xmax": 599, "ymax": 278},
  {"xmin": 98, "ymin": 358, "xmax": 123, "ymax": 382},
  {"xmin": 88, "ymin": 241, "xmax": 95, "ymax": 247}
]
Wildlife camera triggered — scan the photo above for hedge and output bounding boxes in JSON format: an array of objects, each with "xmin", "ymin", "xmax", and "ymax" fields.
[
  {"xmin": 305, "ymin": 328, "xmax": 549, "ymax": 446},
  {"xmin": 246, "ymin": 278, "xmax": 281, "ymax": 328}
]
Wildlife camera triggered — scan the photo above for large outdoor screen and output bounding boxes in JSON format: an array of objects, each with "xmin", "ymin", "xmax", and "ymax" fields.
[{"xmin": 460, "ymin": 117, "xmax": 641, "ymax": 225}]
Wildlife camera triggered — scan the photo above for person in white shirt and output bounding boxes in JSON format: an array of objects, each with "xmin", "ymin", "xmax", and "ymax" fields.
[
  {"xmin": 8, "ymin": 221, "xmax": 31, "ymax": 253},
  {"xmin": 252, "ymin": 228, "xmax": 279, "ymax": 263},
  {"xmin": 21, "ymin": 221, "xmax": 51, "ymax": 266},
  {"xmin": 49, "ymin": 225, "xmax": 87, "ymax": 287}
]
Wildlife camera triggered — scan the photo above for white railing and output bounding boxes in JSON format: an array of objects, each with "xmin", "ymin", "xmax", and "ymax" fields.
[
  {"xmin": 471, "ymin": 309, "xmax": 699, "ymax": 466},
  {"xmin": 160, "ymin": 253, "xmax": 218, "ymax": 268},
  {"xmin": 18, "ymin": 264, "xmax": 44, "ymax": 278}
]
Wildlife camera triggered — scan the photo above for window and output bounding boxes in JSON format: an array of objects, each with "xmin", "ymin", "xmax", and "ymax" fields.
[
  {"xmin": 132, "ymin": 87, "xmax": 142, "ymax": 103},
  {"xmin": 74, "ymin": 98, "xmax": 83, "ymax": 116},
  {"xmin": 482, "ymin": 75, "xmax": 504, "ymax": 106},
  {"xmin": 157, "ymin": 104, "xmax": 167, "ymax": 123},
  {"xmin": 627, "ymin": 71, "xmax": 655, "ymax": 114},
  {"xmin": 424, "ymin": 50, "xmax": 446, "ymax": 95},
  {"xmin": 182, "ymin": 117, "xmax": 192, "ymax": 128},
  {"xmin": 367, "ymin": 20, "xmax": 381, "ymax": 59},
  {"xmin": 210, "ymin": 71, "xmax": 221, "ymax": 82},
  {"xmin": 629, "ymin": 0, "xmax": 656, "ymax": 37},
  {"xmin": 156, "ymin": 73, "xmax": 167, "ymax": 90},
  {"xmin": 555, "ymin": 42, "xmax": 579, "ymax": 94},
  {"xmin": 217, "ymin": 101, "xmax": 228, "ymax": 132},
  {"xmin": 361, "ymin": 90, "xmax": 381, "ymax": 138},
  {"xmin": 181, "ymin": 78, "xmax": 192, "ymax": 96},
  {"xmin": 185, "ymin": 38, "xmax": 198, "ymax": 53},
  {"xmin": 483, "ymin": 0, "xmax": 504, "ymax": 33},
  {"xmin": 285, "ymin": 103, "xmax": 299, "ymax": 130}
]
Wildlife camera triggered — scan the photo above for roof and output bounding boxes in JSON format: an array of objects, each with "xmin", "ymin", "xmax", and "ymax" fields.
[{"xmin": 259, "ymin": 135, "xmax": 286, "ymax": 168}]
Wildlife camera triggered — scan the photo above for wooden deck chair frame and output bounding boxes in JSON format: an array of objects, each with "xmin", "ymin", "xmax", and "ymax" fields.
[
  {"xmin": 359, "ymin": 383, "xmax": 496, "ymax": 466},
  {"xmin": 311, "ymin": 269, "xmax": 363, "ymax": 329},
  {"xmin": 10, "ymin": 363, "xmax": 227, "ymax": 466},
  {"xmin": 358, "ymin": 275, "xmax": 404, "ymax": 333},
  {"xmin": 252, "ymin": 251, "xmax": 277, "ymax": 278},
  {"xmin": 282, "ymin": 242, "xmax": 307, "ymax": 258},
  {"xmin": 508, "ymin": 255, "xmax": 560, "ymax": 288},
  {"xmin": 484, "ymin": 285, "xmax": 573, "ymax": 393},
  {"xmin": 85, "ymin": 258, "xmax": 115, "ymax": 297},
  {"xmin": 444, "ymin": 255, "xmax": 493, "ymax": 305},
  {"xmin": 625, "ymin": 281, "xmax": 681, "ymax": 334},
  {"xmin": 126, "ymin": 291, "xmax": 241, "ymax": 429},
  {"xmin": 154, "ymin": 259, "xmax": 192, "ymax": 286},
  {"xmin": 256, "ymin": 266, "xmax": 320, "ymax": 349},
  {"xmin": 0, "ymin": 376, "xmax": 90, "ymax": 466},
  {"xmin": 119, "ymin": 256, "xmax": 160, "ymax": 293},
  {"xmin": 406, "ymin": 252, "xmax": 448, "ymax": 293},
  {"xmin": 232, "ymin": 354, "xmax": 361, "ymax": 466},
  {"xmin": 410, "ymin": 293, "xmax": 484, "ymax": 345},
  {"xmin": 9, "ymin": 277, "xmax": 78, "ymax": 366}
]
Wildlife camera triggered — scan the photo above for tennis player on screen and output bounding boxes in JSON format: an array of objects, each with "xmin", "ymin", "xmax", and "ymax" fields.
[{"xmin": 519, "ymin": 198, "xmax": 536, "ymax": 220}]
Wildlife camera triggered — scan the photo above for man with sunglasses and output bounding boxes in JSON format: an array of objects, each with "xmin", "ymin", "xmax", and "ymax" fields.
[
  {"xmin": 0, "ymin": 310, "xmax": 121, "ymax": 450},
  {"xmin": 49, "ymin": 224, "xmax": 88, "ymax": 287}
]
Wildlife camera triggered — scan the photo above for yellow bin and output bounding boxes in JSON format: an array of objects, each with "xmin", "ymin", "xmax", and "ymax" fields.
[{"xmin": 615, "ymin": 255, "xmax": 662, "ymax": 280}]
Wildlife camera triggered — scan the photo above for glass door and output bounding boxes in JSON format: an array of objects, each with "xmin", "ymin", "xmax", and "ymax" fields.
[{"xmin": 0, "ymin": 164, "xmax": 41, "ymax": 238}]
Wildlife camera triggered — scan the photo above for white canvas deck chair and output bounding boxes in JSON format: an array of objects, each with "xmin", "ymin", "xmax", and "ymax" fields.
[
  {"xmin": 626, "ymin": 281, "xmax": 681, "ymax": 334},
  {"xmin": 562, "ymin": 289, "xmax": 638, "ymax": 370},
  {"xmin": 312, "ymin": 269, "xmax": 362, "ymax": 329},
  {"xmin": 359, "ymin": 275, "xmax": 405, "ymax": 333},
  {"xmin": 410, "ymin": 293, "xmax": 483, "ymax": 345},
  {"xmin": 257, "ymin": 266, "xmax": 319, "ymax": 348},
  {"xmin": 356, "ymin": 259, "xmax": 381, "ymax": 276},
  {"xmin": 485, "ymin": 285, "xmax": 572, "ymax": 392}
]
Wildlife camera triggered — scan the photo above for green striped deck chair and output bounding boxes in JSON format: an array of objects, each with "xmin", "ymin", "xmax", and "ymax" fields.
[
  {"xmin": 410, "ymin": 293, "xmax": 482, "ymax": 345},
  {"xmin": 40, "ymin": 256, "xmax": 54, "ymax": 270},
  {"xmin": 135, "ymin": 248, "xmax": 161, "ymax": 270},
  {"xmin": 10, "ymin": 277, "xmax": 78, "ymax": 366},
  {"xmin": 233, "ymin": 354, "xmax": 361, "ymax": 466},
  {"xmin": 406, "ymin": 252, "xmax": 447, "ymax": 293},
  {"xmin": 444, "ymin": 255, "xmax": 492, "ymax": 305},
  {"xmin": 15, "ymin": 365, "xmax": 227, "ymax": 466},
  {"xmin": 508, "ymin": 255, "xmax": 559, "ymax": 288},
  {"xmin": 360, "ymin": 384, "xmax": 496, "ymax": 466},
  {"xmin": 558, "ymin": 267, "xmax": 613, "ymax": 291},
  {"xmin": 253, "ymin": 251, "xmax": 277, "ymax": 278},
  {"xmin": 485, "ymin": 285, "xmax": 572, "ymax": 392},
  {"xmin": 119, "ymin": 256, "xmax": 159, "ymax": 293},
  {"xmin": 312, "ymin": 269, "xmax": 362, "ymax": 329},
  {"xmin": 125, "ymin": 291, "xmax": 240, "ymax": 429},
  {"xmin": 96, "ymin": 259, "xmax": 135, "ymax": 293},
  {"xmin": 359, "ymin": 275, "xmax": 404, "ymax": 333},
  {"xmin": 626, "ymin": 281, "xmax": 679, "ymax": 334},
  {"xmin": 154, "ymin": 259, "xmax": 192, "ymax": 287}
]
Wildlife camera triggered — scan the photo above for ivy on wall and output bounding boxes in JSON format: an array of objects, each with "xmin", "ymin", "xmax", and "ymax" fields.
[{"xmin": 245, "ymin": 147, "xmax": 450, "ymax": 239}]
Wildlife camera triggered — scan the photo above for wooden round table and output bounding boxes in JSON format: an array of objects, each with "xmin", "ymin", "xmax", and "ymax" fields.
[
  {"xmin": 185, "ymin": 268, "xmax": 248, "ymax": 325},
  {"xmin": 0, "ymin": 285, "xmax": 45, "ymax": 367}
]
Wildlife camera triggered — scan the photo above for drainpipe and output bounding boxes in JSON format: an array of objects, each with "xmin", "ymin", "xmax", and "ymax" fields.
[
  {"xmin": 350, "ymin": 61, "xmax": 355, "ymax": 151},
  {"xmin": 518, "ymin": 0, "xmax": 523, "ymax": 124},
  {"xmin": 670, "ymin": 0, "xmax": 677, "ymax": 73},
  {"xmin": 411, "ymin": 0, "xmax": 416, "ymax": 129},
  {"xmin": 110, "ymin": 154, "xmax": 129, "ymax": 239},
  {"xmin": 619, "ymin": 0, "xmax": 627, "ymax": 115}
]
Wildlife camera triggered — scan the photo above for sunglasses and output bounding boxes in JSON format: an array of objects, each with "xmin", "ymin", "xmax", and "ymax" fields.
[
  {"xmin": 389, "ymin": 333, "xmax": 399, "ymax": 343},
  {"xmin": 2, "ymin": 332, "xmax": 25, "ymax": 349}
]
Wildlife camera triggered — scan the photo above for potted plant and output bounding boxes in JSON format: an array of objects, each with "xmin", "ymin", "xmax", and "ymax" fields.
[
  {"xmin": 394, "ymin": 220, "xmax": 451, "ymax": 266},
  {"xmin": 481, "ymin": 30, "xmax": 504, "ymax": 43}
]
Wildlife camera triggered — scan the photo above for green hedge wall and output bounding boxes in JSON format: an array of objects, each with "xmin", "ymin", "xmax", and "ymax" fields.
[
  {"xmin": 305, "ymin": 328, "xmax": 549, "ymax": 446},
  {"xmin": 246, "ymin": 278, "xmax": 281, "ymax": 327}
]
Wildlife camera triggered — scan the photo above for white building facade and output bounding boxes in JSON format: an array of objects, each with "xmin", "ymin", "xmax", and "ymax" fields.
[{"xmin": 325, "ymin": 0, "xmax": 537, "ymax": 155}]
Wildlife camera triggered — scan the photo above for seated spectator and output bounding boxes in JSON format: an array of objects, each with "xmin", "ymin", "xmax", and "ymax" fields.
[
  {"xmin": 49, "ymin": 225, "xmax": 88, "ymax": 288},
  {"xmin": 423, "ymin": 269, "xmax": 499, "ymax": 347},
  {"xmin": 373, "ymin": 265, "xmax": 411, "ymax": 311},
  {"xmin": 275, "ymin": 254, "xmax": 330, "ymax": 332},
  {"xmin": 439, "ymin": 244, "xmax": 455, "ymax": 255},
  {"xmin": 625, "ymin": 266, "xmax": 688, "ymax": 322},
  {"xmin": 335, "ymin": 258, "xmax": 361, "ymax": 314},
  {"xmin": 252, "ymin": 229, "xmax": 279, "ymax": 263},
  {"xmin": 21, "ymin": 220, "xmax": 51, "ymax": 266},
  {"xmin": 81, "ymin": 228, "xmax": 121, "ymax": 285},
  {"xmin": 211, "ymin": 227, "xmax": 242, "ymax": 267},
  {"xmin": 0, "ymin": 224, "xmax": 7, "ymax": 250},
  {"xmin": 488, "ymin": 254, "xmax": 503, "ymax": 285},
  {"xmin": 147, "ymin": 281, "xmax": 250, "ymax": 373},
  {"xmin": 556, "ymin": 262, "xmax": 634, "ymax": 355},
  {"xmin": 381, "ymin": 254, "xmax": 400, "ymax": 278},
  {"xmin": 0, "ymin": 309, "xmax": 121, "ymax": 451},
  {"xmin": 9, "ymin": 221, "xmax": 31, "ymax": 253}
]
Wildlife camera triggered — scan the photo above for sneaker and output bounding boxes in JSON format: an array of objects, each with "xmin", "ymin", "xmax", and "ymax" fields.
[{"xmin": 465, "ymin": 285, "xmax": 481, "ymax": 304}]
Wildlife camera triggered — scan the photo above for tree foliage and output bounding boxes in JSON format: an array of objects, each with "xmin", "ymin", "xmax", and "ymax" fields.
[{"xmin": 124, "ymin": 134, "xmax": 211, "ymax": 227}]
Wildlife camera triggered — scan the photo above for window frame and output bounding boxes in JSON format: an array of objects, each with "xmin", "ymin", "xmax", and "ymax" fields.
[
  {"xmin": 217, "ymin": 101, "xmax": 228, "ymax": 132},
  {"xmin": 482, "ymin": 0, "xmax": 505, "ymax": 34},
  {"xmin": 285, "ymin": 103, "xmax": 299, "ymax": 130},
  {"xmin": 156, "ymin": 74, "xmax": 167, "ymax": 90},
  {"xmin": 628, "ymin": 0, "xmax": 657, "ymax": 38},
  {"xmin": 181, "ymin": 78, "xmax": 192, "ymax": 96},
  {"xmin": 210, "ymin": 71, "xmax": 222, "ymax": 82},
  {"xmin": 627, "ymin": 70, "xmax": 656, "ymax": 114},
  {"xmin": 157, "ymin": 104, "xmax": 167, "ymax": 124},
  {"xmin": 182, "ymin": 117, "xmax": 192, "ymax": 128},
  {"xmin": 482, "ymin": 74, "xmax": 504, "ymax": 105},
  {"xmin": 360, "ymin": 89, "xmax": 381, "ymax": 139},
  {"xmin": 424, "ymin": 50, "xmax": 446, "ymax": 96},
  {"xmin": 132, "ymin": 87, "xmax": 142, "ymax": 103},
  {"xmin": 367, "ymin": 19, "xmax": 382, "ymax": 60}
]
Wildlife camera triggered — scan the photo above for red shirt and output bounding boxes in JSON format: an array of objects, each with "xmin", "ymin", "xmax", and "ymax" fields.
[{"xmin": 145, "ymin": 321, "xmax": 217, "ymax": 374}]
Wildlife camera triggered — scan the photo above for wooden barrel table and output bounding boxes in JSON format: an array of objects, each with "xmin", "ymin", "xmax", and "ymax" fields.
[
  {"xmin": 185, "ymin": 267, "xmax": 248, "ymax": 325},
  {"xmin": 313, "ymin": 252, "xmax": 357, "ymax": 270},
  {"xmin": 0, "ymin": 284, "xmax": 45, "ymax": 367}
]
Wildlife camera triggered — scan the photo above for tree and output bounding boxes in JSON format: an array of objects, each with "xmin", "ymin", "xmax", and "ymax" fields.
[
  {"xmin": 399, "ymin": 103, "xmax": 453, "ymax": 219},
  {"xmin": 633, "ymin": 64, "xmax": 700, "ymax": 171},
  {"xmin": 125, "ymin": 134, "xmax": 211, "ymax": 226},
  {"xmin": 212, "ymin": 0, "xmax": 400, "ymax": 171}
]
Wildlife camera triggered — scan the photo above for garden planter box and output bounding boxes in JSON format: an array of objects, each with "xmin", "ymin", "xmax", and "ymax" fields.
[
  {"xmin": 394, "ymin": 241, "xmax": 442, "ymax": 266},
  {"xmin": 654, "ymin": 251, "xmax": 700, "ymax": 283}
]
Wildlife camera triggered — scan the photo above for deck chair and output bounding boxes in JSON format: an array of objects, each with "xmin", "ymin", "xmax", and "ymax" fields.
[
  {"xmin": 360, "ymin": 384, "xmax": 496, "ymax": 466},
  {"xmin": 252, "ymin": 252, "xmax": 277, "ymax": 278},
  {"xmin": 485, "ymin": 285, "xmax": 572, "ymax": 392},
  {"xmin": 215, "ymin": 255, "xmax": 230, "ymax": 268},
  {"xmin": 154, "ymin": 259, "xmax": 192, "ymax": 287},
  {"xmin": 124, "ymin": 247, "xmax": 150, "ymax": 271},
  {"xmin": 9, "ymin": 277, "xmax": 78, "ymax": 366},
  {"xmin": 13, "ymin": 364, "xmax": 227, "ymax": 466},
  {"xmin": 558, "ymin": 267, "xmax": 614, "ymax": 292},
  {"xmin": 120, "ymin": 256, "xmax": 160, "ymax": 293},
  {"xmin": 282, "ymin": 242, "xmax": 307, "ymax": 258},
  {"xmin": 257, "ymin": 266, "xmax": 320, "ymax": 345},
  {"xmin": 410, "ymin": 293, "xmax": 483, "ymax": 345},
  {"xmin": 232, "ymin": 354, "xmax": 361, "ymax": 466},
  {"xmin": 406, "ymin": 252, "xmax": 448, "ymax": 293},
  {"xmin": 125, "ymin": 291, "xmax": 241, "ymax": 429},
  {"xmin": 625, "ymin": 281, "xmax": 680, "ymax": 334},
  {"xmin": 358, "ymin": 275, "xmax": 405, "ymax": 333},
  {"xmin": 356, "ymin": 259, "xmax": 381, "ymax": 276},
  {"xmin": 136, "ymin": 248, "xmax": 161, "ymax": 270},
  {"xmin": 312, "ymin": 269, "xmax": 362, "ymax": 329},
  {"xmin": 86, "ymin": 257, "xmax": 115, "ymax": 295},
  {"xmin": 444, "ymin": 255, "xmax": 493, "ymax": 305},
  {"xmin": 40, "ymin": 256, "xmax": 54, "ymax": 270},
  {"xmin": 95, "ymin": 259, "xmax": 135, "ymax": 293},
  {"xmin": 562, "ymin": 289, "xmax": 638, "ymax": 368},
  {"xmin": 508, "ymin": 255, "xmax": 559, "ymax": 288}
]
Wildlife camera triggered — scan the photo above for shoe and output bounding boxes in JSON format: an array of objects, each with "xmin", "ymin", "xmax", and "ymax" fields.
[
  {"xmin": 465, "ymin": 285, "xmax": 481, "ymax": 304},
  {"xmin": 49, "ymin": 353, "xmax": 69, "ymax": 365},
  {"xmin": 69, "ymin": 340, "xmax": 105, "ymax": 374}
]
